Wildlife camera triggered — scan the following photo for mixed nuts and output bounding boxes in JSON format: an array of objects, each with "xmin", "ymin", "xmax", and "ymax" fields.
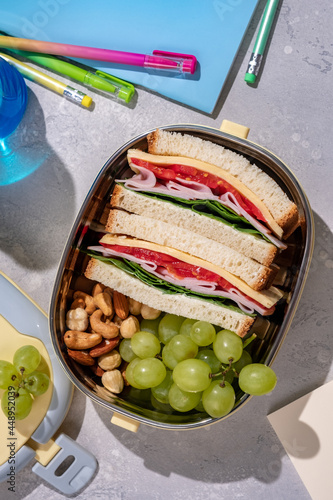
[{"xmin": 64, "ymin": 282, "xmax": 161, "ymax": 395}]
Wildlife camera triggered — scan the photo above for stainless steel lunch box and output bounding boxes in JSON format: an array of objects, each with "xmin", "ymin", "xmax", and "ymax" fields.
[{"xmin": 49, "ymin": 121, "xmax": 314, "ymax": 432}]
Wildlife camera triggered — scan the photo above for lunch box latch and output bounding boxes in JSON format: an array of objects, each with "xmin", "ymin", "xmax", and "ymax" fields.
[
  {"xmin": 111, "ymin": 413, "xmax": 140, "ymax": 433},
  {"xmin": 220, "ymin": 120, "xmax": 250, "ymax": 139}
]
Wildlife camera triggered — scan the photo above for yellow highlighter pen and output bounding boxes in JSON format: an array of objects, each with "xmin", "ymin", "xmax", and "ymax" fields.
[{"xmin": 0, "ymin": 52, "xmax": 92, "ymax": 108}]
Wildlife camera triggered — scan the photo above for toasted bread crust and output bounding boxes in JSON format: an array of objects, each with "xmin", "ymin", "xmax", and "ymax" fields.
[{"xmin": 277, "ymin": 202, "xmax": 300, "ymax": 240}]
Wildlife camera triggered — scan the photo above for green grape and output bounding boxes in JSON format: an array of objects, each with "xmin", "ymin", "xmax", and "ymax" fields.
[
  {"xmin": 238, "ymin": 363, "xmax": 277, "ymax": 396},
  {"xmin": 24, "ymin": 371, "xmax": 50, "ymax": 396},
  {"xmin": 13, "ymin": 345, "xmax": 41, "ymax": 375},
  {"xmin": 0, "ymin": 361, "xmax": 20, "ymax": 389},
  {"xmin": 127, "ymin": 386, "xmax": 152, "ymax": 404},
  {"xmin": 162, "ymin": 343, "xmax": 178, "ymax": 370},
  {"xmin": 173, "ymin": 359, "xmax": 212, "ymax": 393},
  {"xmin": 195, "ymin": 399, "xmax": 206, "ymax": 413},
  {"xmin": 190, "ymin": 321, "xmax": 216, "ymax": 346},
  {"xmin": 119, "ymin": 339, "xmax": 137, "ymax": 363},
  {"xmin": 232, "ymin": 350, "xmax": 252, "ymax": 374},
  {"xmin": 1, "ymin": 387, "xmax": 33, "ymax": 420},
  {"xmin": 168, "ymin": 335, "xmax": 198, "ymax": 362},
  {"xmin": 150, "ymin": 394, "xmax": 174, "ymax": 413},
  {"xmin": 168, "ymin": 383, "xmax": 202, "ymax": 412},
  {"xmin": 179, "ymin": 318, "xmax": 197, "ymax": 337},
  {"xmin": 125, "ymin": 358, "xmax": 146, "ymax": 389},
  {"xmin": 158, "ymin": 314, "xmax": 186, "ymax": 344},
  {"xmin": 213, "ymin": 329, "xmax": 243, "ymax": 364},
  {"xmin": 131, "ymin": 331, "xmax": 161, "ymax": 359},
  {"xmin": 140, "ymin": 317, "xmax": 162, "ymax": 337},
  {"xmin": 196, "ymin": 349, "xmax": 221, "ymax": 373},
  {"xmin": 133, "ymin": 358, "xmax": 166, "ymax": 389},
  {"xmin": 151, "ymin": 370, "xmax": 173, "ymax": 404},
  {"xmin": 202, "ymin": 380, "xmax": 235, "ymax": 418}
]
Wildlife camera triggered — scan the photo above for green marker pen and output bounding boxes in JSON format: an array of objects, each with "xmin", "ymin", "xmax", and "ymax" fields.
[
  {"xmin": 7, "ymin": 50, "xmax": 135, "ymax": 103},
  {"xmin": 245, "ymin": 0, "xmax": 280, "ymax": 84}
]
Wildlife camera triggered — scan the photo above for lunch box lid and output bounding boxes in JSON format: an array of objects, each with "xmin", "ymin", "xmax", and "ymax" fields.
[{"xmin": 0, "ymin": 272, "xmax": 97, "ymax": 494}]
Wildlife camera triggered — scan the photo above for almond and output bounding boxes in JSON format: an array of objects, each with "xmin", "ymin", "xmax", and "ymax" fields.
[
  {"xmin": 90, "ymin": 363, "xmax": 105, "ymax": 377},
  {"xmin": 113, "ymin": 291, "xmax": 129, "ymax": 320},
  {"xmin": 89, "ymin": 336, "xmax": 121, "ymax": 357},
  {"xmin": 67, "ymin": 349, "xmax": 95, "ymax": 366}
]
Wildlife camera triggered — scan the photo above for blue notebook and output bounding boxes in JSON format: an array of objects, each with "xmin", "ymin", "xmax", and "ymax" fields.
[{"xmin": 0, "ymin": 0, "xmax": 259, "ymax": 113}]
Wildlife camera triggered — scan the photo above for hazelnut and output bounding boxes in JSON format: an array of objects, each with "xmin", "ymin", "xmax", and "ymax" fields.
[
  {"xmin": 141, "ymin": 305, "xmax": 161, "ymax": 320},
  {"xmin": 120, "ymin": 315, "xmax": 140, "ymax": 339}
]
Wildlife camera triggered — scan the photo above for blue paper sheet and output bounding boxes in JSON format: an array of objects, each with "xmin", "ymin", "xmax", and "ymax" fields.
[{"xmin": 0, "ymin": 0, "xmax": 259, "ymax": 113}]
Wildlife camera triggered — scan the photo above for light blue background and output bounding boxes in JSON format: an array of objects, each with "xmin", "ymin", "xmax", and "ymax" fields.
[{"xmin": 0, "ymin": 0, "xmax": 259, "ymax": 112}]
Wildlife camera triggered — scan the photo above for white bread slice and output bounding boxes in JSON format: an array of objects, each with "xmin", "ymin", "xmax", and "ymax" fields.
[
  {"xmin": 99, "ymin": 234, "xmax": 283, "ymax": 309},
  {"xmin": 127, "ymin": 148, "xmax": 284, "ymax": 239},
  {"xmin": 147, "ymin": 129, "xmax": 300, "ymax": 239},
  {"xmin": 106, "ymin": 209, "xmax": 278, "ymax": 291},
  {"xmin": 111, "ymin": 184, "xmax": 277, "ymax": 267},
  {"xmin": 84, "ymin": 258, "xmax": 255, "ymax": 337}
]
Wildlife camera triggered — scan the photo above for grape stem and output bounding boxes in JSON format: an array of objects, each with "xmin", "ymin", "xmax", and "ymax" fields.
[
  {"xmin": 210, "ymin": 359, "xmax": 234, "ymax": 388},
  {"xmin": 243, "ymin": 333, "xmax": 257, "ymax": 349}
]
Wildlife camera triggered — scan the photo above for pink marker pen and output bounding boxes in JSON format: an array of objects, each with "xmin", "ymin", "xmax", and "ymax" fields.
[{"xmin": 0, "ymin": 36, "xmax": 197, "ymax": 74}]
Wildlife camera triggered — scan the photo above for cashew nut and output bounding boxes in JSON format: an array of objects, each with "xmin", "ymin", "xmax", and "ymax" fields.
[
  {"xmin": 66, "ymin": 308, "xmax": 89, "ymax": 331},
  {"xmin": 141, "ymin": 304, "xmax": 161, "ymax": 320},
  {"xmin": 120, "ymin": 315, "xmax": 140, "ymax": 339},
  {"xmin": 93, "ymin": 292, "xmax": 113, "ymax": 317},
  {"xmin": 73, "ymin": 291, "xmax": 96, "ymax": 315},
  {"xmin": 64, "ymin": 330, "xmax": 102, "ymax": 350},
  {"xmin": 70, "ymin": 298, "xmax": 85, "ymax": 310},
  {"xmin": 104, "ymin": 287, "xmax": 113, "ymax": 298},
  {"xmin": 98, "ymin": 350, "xmax": 122, "ymax": 371},
  {"xmin": 90, "ymin": 309, "xmax": 119, "ymax": 338},
  {"xmin": 92, "ymin": 282, "xmax": 106, "ymax": 297},
  {"xmin": 101, "ymin": 369, "xmax": 124, "ymax": 393}
]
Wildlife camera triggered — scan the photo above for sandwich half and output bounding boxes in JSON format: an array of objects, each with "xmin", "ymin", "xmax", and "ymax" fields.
[
  {"xmin": 106, "ymin": 208, "xmax": 278, "ymax": 291},
  {"xmin": 110, "ymin": 183, "xmax": 278, "ymax": 267},
  {"xmin": 147, "ymin": 129, "xmax": 300, "ymax": 240},
  {"xmin": 85, "ymin": 234, "xmax": 284, "ymax": 336},
  {"xmin": 85, "ymin": 257, "xmax": 255, "ymax": 338}
]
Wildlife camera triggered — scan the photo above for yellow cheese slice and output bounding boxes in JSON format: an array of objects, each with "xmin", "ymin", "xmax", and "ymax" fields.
[
  {"xmin": 127, "ymin": 149, "xmax": 283, "ymax": 239},
  {"xmin": 100, "ymin": 234, "xmax": 283, "ymax": 308}
]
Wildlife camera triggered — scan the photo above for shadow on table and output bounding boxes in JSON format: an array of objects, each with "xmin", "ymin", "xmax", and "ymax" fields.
[
  {"xmin": 92, "ymin": 211, "xmax": 332, "ymax": 487},
  {"xmin": 0, "ymin": 90, "xmax": 76, "ymax": 270}
]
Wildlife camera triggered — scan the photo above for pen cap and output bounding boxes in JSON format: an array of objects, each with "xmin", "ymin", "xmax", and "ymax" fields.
[
  {"xmin": 95, "ymin": 70, "xmax": 135, "ymax": 103},
  {"xmin": 149, "ymin": 51, "xmax": 197, "ymax": 74},
  {"xmin": 0, "ymin": 57, "xmax": 28, "ymax": 139}
]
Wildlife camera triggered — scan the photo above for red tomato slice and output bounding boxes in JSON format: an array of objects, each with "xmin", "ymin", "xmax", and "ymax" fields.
[
  {"xmin": 130, "ymin": 157, "xmax": 266, "ymax": 223},
  {"xmin": 101, "ymin": 244, "xmax": 270, "ymax": 313}
]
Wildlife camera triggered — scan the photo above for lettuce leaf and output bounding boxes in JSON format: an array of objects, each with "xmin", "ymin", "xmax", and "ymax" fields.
[
  {"xmin": 119, "ymin": 185, "xmax": 272, "ymax": 243},
  {"xmin": 86, "ymin": 250, "xmax": 254, "ymax": 317}
]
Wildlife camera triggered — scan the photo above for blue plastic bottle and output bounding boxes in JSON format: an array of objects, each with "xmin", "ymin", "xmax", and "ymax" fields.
[{"xmin": 0, "ymin": 57, "xmax": 28, "ymax": 140}]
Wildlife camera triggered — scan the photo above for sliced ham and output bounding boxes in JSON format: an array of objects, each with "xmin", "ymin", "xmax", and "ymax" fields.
[
  {"xmin": 118, "ymin": 166, "xmax": 286, "ymax": 250},
  {"xmin": 88, "ymin": 245, "xmax": 271, "ymax": 315}
]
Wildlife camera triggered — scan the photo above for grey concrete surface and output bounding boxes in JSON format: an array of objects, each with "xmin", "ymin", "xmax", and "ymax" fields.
[{"xmin": 0, "ymin": 1, "xmax": 332, "ymax": 499}]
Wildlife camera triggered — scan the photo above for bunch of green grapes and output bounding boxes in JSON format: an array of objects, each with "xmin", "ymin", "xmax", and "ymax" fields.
[
  {"xmin": 0, "ymin": 345, "xmax": 50, "ymax": 420},
  {"xmin": 122, "ymin": 314, "xmax": 277, "ymax": 419}
]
